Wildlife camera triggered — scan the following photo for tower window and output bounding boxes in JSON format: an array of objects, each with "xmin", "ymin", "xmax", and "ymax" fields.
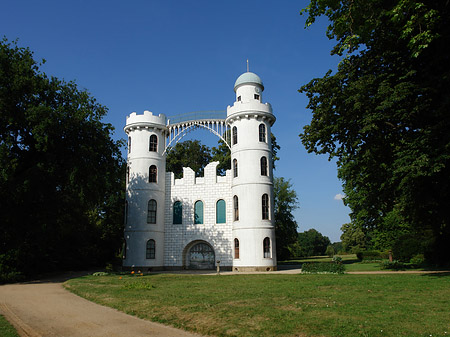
[
  {"xmin": 259, "ymin": 123, "xmax": 266, "ymax": 142},
  {"xmin": 149, "ymin": 135, "xmax": 158, "ymax": 152},
  {"xmin": 216, "ymin": 199, "xmax": 226, "ymax": 224},
  {"xmin": 173, "ymin": 201, "xmax": 182, "ymax": 224},
  {"xmin": 128, "ymin": 136, "xmax": 131, "ymax": 153},
  {"xmin": 263, "ymin": 237, "xmax": 271, "ymax": 258},
  {"xmin": 254, "ymin": 94, "xmax": 260, "ymax": 100},
  {"xmin": 260, "ymin": 156, "xmax": 268, "ymax": 176},
  {"xmin": 146, "ymin": 239, "xmax": 155, "ymax": 259},
  {"xmin": 149, "ymin": 165, "xmax": 157, "ymax": 183},
  {"xmin": 233, "ymin": 159, "xmax": 238, "ymax": 178},
  {"xmin": 262, "ymin": 194, "xmax": 269, "ymax": 220},
  {"xmin": 234, "ymin": 238, "xmax": 240, "ymax": 259},
  {"xmin": 232, "ymin": 126, "xmax": 238, "ymax": 145},
  {"xmin": 233, "ymin": 195, "xmax": 239, "ymax": 221},
  {"xmin": 194, "ymin": 200, "xmax": 204, "ymax": 224},
  {"xmin": 147, "ymin": 199, "xmax": 157, "ymax": 224},
  {"xmin": 237, "ymin": 96, "xmax": 241, "ymax": 102}
]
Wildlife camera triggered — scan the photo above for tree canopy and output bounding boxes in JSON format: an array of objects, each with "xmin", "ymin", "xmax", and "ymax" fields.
[
  {"xmin": 0, "ymin": 39, "xmax": 125, "ymax": 281},
  {"xmin": 300, "ymin": 1, "xmax": 450, "ymax": 264}
]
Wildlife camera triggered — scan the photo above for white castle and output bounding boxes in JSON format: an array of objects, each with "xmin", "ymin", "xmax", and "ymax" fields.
[{"xmin": 123, "ymin": 71, "xmax": 277, "ymax": 271}]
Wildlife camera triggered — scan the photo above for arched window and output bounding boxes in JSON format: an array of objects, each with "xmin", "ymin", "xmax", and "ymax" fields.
[
  {"xmin": 173, "ymin": 201, "xmax": 182, "ymax": 224},
  {"xmin": 233, "ymin": 159, "xmax": 238, "ymax": 178},
  {"xmin": 262, "ymin": 194, "xmax": 269, "ymax": 220},
  {"xmin": 232, "ymin": 126, "xmax": 238, "ymax": 145},
  {"xmin": 216, "ymin": 199, "xmax": 226, "ymax": 223},
  {"xmin": 124, "ymin": 200, "xmax": 128, "ymax": 225},
  {"xmin": 149, "ymin": 165, "xmax": 157, "ymax": 183},
  {"xmin": 149, "ymin": 134, "xmax": 158, "ymax": 152},
  {"xmin": 234, "ymin": 238, "xmax": 240, "ymax": 259},
  {"xmin": 146, "ymin": 239, "xmax": 155, "ymax": 259},
  {"xmin": 147, "ymin": 199, "xmax": 157, "ymax": 224},
  {"xmin": 259, "ymin": 124, "xmax": 266, "ymax": 142},
  {"xmin": 194, "ymin": 200, "xmax": 204, "ymax": 224},
  {"xmin": 233, "ymin": 195, "xmax": 239, "ymax": 221},
  {"xmin": 263, "ymin": 237, "xmax": 271, "ymax": 258},
  {"xmin": 260, "ymin": 156, "xmax": 268, "ymax": 176},
  {"xmin": 128, "ymin": 136, "xmax": 131, "ymax": 153}
]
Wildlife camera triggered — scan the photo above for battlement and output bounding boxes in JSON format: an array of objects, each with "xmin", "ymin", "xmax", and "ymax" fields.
[
  {"xmin": 227, "ymin": 101, "xmax": 273, "ymax": 116},
  {"xmin": 166, "ymin": 161, "xmax": 231, "ymax": 186},
  {"xmin": 126, "ymin": 110, "xmax": 167, "ymax": 127}
]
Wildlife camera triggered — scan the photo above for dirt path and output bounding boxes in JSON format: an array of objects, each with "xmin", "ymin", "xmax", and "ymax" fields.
[{"xmin": 0, "ymin": 273, "xmax": 201, "ymax": 337}]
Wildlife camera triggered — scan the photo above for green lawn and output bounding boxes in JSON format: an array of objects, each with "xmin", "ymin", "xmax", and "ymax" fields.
[
  {"xmin": 65, "ymin": 272, "xmax": 450, "ymax": 337},
  {"xmin": 0, "ymin": 315, "xmax": 19, "ymax": 337}
]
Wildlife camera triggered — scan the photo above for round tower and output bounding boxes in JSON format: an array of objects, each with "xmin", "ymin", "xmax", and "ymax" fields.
[
  {"xmin": 123, "ymin": 111, "xmax": 167, "ymax": 270},
  {"xmin": 226, "ymin": 72, "xmax": 277, "ymax": 271}
]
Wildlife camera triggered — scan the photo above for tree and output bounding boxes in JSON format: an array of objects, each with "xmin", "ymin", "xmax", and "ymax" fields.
[
  {"xmin": 166, "ymin": 140, "xmax": 212, "ymax": 178},
  {"xmin": 294, "ymin": 229, "xmax": 331, "ymax": 257},
  {"xmin": 340, "ymin": 223, "xmax": 368, "ymax": 253},
  {"xmin": 0, "ymin": 39, "xmax": 125, "ymax": 281},
  {"xmin": 273, "ymin": 177, "xmax": 299, "ymax": 260},
  {"xmin": 300, "ymin": 1, "xmax": 450, "ymax": 264}
]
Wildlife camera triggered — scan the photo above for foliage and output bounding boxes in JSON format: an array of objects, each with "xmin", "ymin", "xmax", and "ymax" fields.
[
  {"xmin": 380, "ymin": 260, "xmax": 408, "ymax": 270},
  {"xmin": 392, "ymin": 233, "xmax": 427, "ymax": 262},
  {"xmin": 166, "ymin": 140, "xmax": 212, "ymax": 178},
  {"xmin": 300, "ymin": 1, "xmax": 450, "ymax": 265},
  {"xmin": 301, "ymin": 261, "xmax": 345, "ymax": 274},
  {"xmin": 340, "ymin": 222, "xmax": 368, "ymax": 252},
  {"xmin": 331, "ymin": 255, "xmax": 342, "ymax": 263},
  {"xmin": 356, "ymin": 250, "xmax": 385, "ymax": 261},
  {"xmin": 325, "ymin": 245, "xmax": 335, "ymax": 257},
  {"xmin": 409, "ymin": 254, "xmax": 425, "ymax": 267},
  {"xmin": 67, "ymin": 273, "xmax": 450, "ymax": 336},
  {"xmin": 293, "ymin": 228, "xmax": 331, "ymax": 257},
  {"xmin": 273, "ymin": 177, "xmax": 299, "ymax": 260},
  {"xmin": 0, "ymin": 38, "xmax": 125, "ymax": 279}
]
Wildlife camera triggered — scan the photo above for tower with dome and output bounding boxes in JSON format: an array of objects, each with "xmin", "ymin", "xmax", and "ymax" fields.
[{"xmin": 123, "ymin": 70, "xmax": 277, "ymax": 271}]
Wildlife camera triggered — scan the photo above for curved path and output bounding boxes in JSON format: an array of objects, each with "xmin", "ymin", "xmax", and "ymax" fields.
[{"xmin": 0, "ymin": 273, "xmax": 201, "ymax": 337}]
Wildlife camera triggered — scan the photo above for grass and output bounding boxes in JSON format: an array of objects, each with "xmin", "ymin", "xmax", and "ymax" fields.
[
  {"xmin": 0, "ymin": 315, "xmax": 19, "ymax": 337},
  {"xmin": 65, "ymin": 272, "xmax": 450, "ymax": 337}
]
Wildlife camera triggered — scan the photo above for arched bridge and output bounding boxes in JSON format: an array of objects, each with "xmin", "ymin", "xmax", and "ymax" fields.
[{"xmin": 164, "ymin": 110, "xmax": 230, "ymax": 154}]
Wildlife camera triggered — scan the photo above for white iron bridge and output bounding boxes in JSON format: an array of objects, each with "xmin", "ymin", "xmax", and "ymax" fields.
[{"xmin": 164, "ymin": 110, "xmax": 229, "ymax": 154}]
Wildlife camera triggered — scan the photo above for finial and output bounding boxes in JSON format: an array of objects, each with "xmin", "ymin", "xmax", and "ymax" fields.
[{"xmin": 247, "ymin": 59, "xmax": 249, "ymax": 72}]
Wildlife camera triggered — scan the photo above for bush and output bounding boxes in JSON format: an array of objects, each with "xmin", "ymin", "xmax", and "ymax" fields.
[
  {"xmin": 301, "ymin": 262, "xmax": 345, "ymax": 274},
  {"xmin": 410, "ymin": 254, "xmax": 425, "ymax": 267},
  {"xmin": 380, "ymin": 260, "xmax": 407, "ymax": 270},
  {"xmin": 332, "ymin": 256, "xmax": 343, "ymax": 263},
  {"xmin": 325, "ymin": 245, "xmax": 335, "ymax": 257},
  {"xmin": 357, "ymin": 250, "xmax": 383, "ymax": 261},
  {"xmin": 392, "ymin": 235, "xmax": 424, "ymax": 262}
]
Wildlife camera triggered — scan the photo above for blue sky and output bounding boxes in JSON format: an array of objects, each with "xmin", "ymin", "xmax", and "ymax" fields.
[{"xmin": 2, "ymin": 0, "xmax": 350, "ymax": 242}]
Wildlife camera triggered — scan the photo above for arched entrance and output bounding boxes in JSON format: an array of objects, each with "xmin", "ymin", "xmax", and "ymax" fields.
[{"xmin": 184, "ymin": 241, "xmax": 215, "ymax": 270}]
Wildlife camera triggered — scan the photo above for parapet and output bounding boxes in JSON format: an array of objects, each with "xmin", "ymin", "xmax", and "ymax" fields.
[
  {"xmin": 168, "ymin": 161, "xmax": 231, "ymax": 186},
  {"xmin": 125, "ymin": 110, "xmax": 167, "ymax": 129}
]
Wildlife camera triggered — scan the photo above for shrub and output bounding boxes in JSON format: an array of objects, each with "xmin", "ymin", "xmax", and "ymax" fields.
[
  {"xmin": 325, "ymin": 245, "xmax": 335, "ymax": 257},
  {"xmin": 357, "ymin": 250, "xmax": 383, "ymax": 261},
  {"xmin": 301, "ymin": 262, "xmax": 345, "ymax": 274},
  {"xmin": 332, "ymin": 256, "xmax": 343, "ymax": 264},
  {"xmin": 410, "ymin": 254, "xmax": 425, "ymax": 267},
  {"xmin": 392, "ymin": 234, "xmax": 424, "ymax": 262},
  {"xmin": 380, "ymin": 260, "xmax": 407, "ymax": 270}
]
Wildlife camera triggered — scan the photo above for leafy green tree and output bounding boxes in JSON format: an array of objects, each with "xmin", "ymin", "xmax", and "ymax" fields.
[
  {"xmin": 300, "ymin": 1, "xmax": 450, "ymax": 264},
  {"xmin": 295, "ymin": 229, "xmax": 331, "ymax": 257},
  {"xmin": 0, "ymin": 39, "xmax": 125, "ymax": 280},
  {"xmin": 273, "ymin": 177, "xmax": 299, "ymax": 260},
  {"xmin": 340, "ymin": 223, "xmax": 368, "ymax": 253},
  {"xmin": 166, "ymin": 140, "xmax": 212, "ymax": 178}
]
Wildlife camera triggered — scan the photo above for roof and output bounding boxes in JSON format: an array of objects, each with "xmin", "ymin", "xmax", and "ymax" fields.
[{"xmin": 234, "ymin": 72, "xmax": 264, "ymax": 91}]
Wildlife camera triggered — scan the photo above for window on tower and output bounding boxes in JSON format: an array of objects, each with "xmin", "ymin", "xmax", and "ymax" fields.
[
  {"xmin": 149, "ymin": 134, "xmax": 158, "ymax": 152},
  {"xmin": 173, "ymin": 201, "xmax": 182, "ymax": 224},
  {"xmin": 233, "ymin": 195, "xmax": 239, "ymax": 221},
  {"xmin": 259, "ymin": 124, "xmax": 266, "ymax": 142},
  {"xmin": 263, "ymin": 237, "xmax": 271, "ymax": 258},
  {"xmin": 262, "ymin": 194, "xmax": 269, "ymax": 220},
  {"xmin": 254, "ymin": 94, "xmax": 260, "ymax": 100},
  {"xmin": 234, "ymin": 238, "xmax": 240, "ymax": 259},
  {"xmin": 128, "ymin": 136, "xmax": 131, "ymax": 153},
  {"xmin": 149, "ymin": 165, "xmax": 157, "ymax": 183},
  {"xmin": 260, "ymin": 156, "xmax": 268, "ymax": 176},
  {"xmin": 237, "ymin": 96, "xmax": 241, "ymax": 102},
  {"xmin": 233, "ymin": 159, "xmax": 238, "ymax": 178},
  {"xmin": 194, "ymin": 200, "xmax": 204, "ymax": 224},
  {"xmin": 232, "ymin": 126, "xmax": 238, "ymax": 145},
  {"xmin": 146, "ymin": 239, "xmax": 155, "ymax": 259},
  {"xmin": 147, "ymin": 199, "xmax": 157, "ymax": 224}
]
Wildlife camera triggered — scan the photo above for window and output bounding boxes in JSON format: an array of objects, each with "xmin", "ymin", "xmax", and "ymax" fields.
[
  {"xmin": 173, "ymin": 201, "xmax": 182, "ymax": 224},
  {"xmin": 232, "ymin": 126, "xmax": 238, "ymax": 145},
  {"xmin": 233, "ymin": 195, "xmax": 239, "ymax": 221},
  {"xmin": 233, "ymin": 159, "xmax": 238, "ymax": 178},
  {"xmin": 237, "ymin": 96, "xmax": 241, "ymax": 102},
  {"xmin": 194, "ymin": 200, "xmax": 204, "ymax": 224},
  {"xmin": 128, "ymin": 136, "xmax": 131, "ymax": 153},
  {"xmin": 124, "ymin": 200, "xmax": 128, "ymax": 225},
  {"xmin": 234, "ymin": 238, "xmax": 240, "ymax": 259},
  {"xmin": 260, "ymin": 156, "xmax": 268, "ymax": 176},
  {"xmin": 259, "ymin": 123, "xmax": 266, "ymax": 142},
  {"xmin": 262, "ymin": 194, "xmax": 269, "ymax": 220},
  {"xmin": 146, "ymin": 239, "xmax": 155, "ymax": 259},
  {"xmin": 263, "ymin": 237, "xmax": 271, "ymax": 258},
  {"xmin": 147, "ymin": 199, "xmax": 157, "ymax": 224},
  {"xmin": 254, "ymin": 94, "xmax": 260, "ymax": 100},
  {"xmin": 149, "ymin": 134, "xmax": 158, "ymax": 152},
  {"xmin": 216, "ymin": 199, "xmax": 226, "ymax": 223},
  {"xmin": 149, "ymin": 165, "xmax": 157, "ymax": 183}
]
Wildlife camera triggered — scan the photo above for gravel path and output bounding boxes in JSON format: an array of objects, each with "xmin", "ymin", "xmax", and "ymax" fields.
[{"xmin": 0, "ymin": 273, "xmax": 201, "ymax": 337}]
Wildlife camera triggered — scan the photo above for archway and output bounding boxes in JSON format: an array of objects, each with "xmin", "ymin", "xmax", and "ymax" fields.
[{"xmin": 184, "ymin": 241, "xmax": 215, "ymax": 270}]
